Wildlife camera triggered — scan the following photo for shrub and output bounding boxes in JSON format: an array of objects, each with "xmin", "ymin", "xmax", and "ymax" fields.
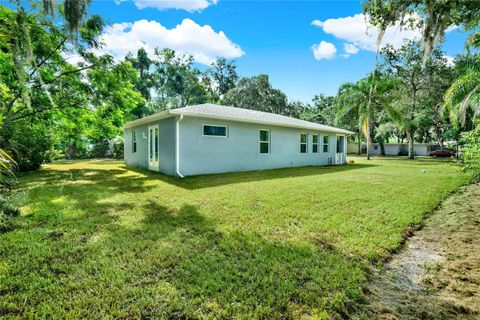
[
  {"xmin": 0, "ymin": 194, "xmax": 19, "ymax": 217},
  {"xmin": 112, "ymin": 140, "xmax": 124, "ymax": 159},
  {"xmin": 0, "ymin": 212, "xmax": 14, "ymax": 233},
  {"xmin": 7, "ymin": 121, "xmax": 57, "ymax": 171},
  {"xmin": 88, "ymin": 139, "xmax": 111, "ymax": 158},
  {"xmin": 461, "ymin": 122, "xmax": 480, "ymax": 181}
]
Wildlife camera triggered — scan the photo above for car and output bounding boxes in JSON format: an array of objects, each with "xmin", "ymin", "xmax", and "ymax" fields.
[{"xmin": 428, "ymin": 150, "xmax": 456, "ymax": 157}]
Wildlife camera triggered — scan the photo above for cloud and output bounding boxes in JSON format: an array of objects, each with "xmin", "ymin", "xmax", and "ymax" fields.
[
  {"xmin": 311, "ymin": 41, "xmax": 337, "ymax": 60},
  {"xmin": 311, "ymin": 19, "xmax": 323, "ymax": 28},
  {"xmin": 134, "ymin": 0, "xmax": 218, "ymax": 12},
  {"xmin": 343, "ymin": 43, "xmax": 359, "ymax": 55},
  {"xmin": 311, "ymin": 13, "xmax": 458, "ymax": 55},
  {"xmin": 443, "ymin": 55, "xmax": 455, "ymax": 66},
  {"xmin": 97, "ymin": 18, "xmax": 244, "ymax": 65},
  {"xmin": 115, "ymin": 0, "xmax": 218, "ymax": 12}
]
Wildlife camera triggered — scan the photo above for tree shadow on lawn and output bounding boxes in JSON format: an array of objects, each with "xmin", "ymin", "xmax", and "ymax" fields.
[
  {"xmin": 15, "ymin": 167, "xmax": 155, "ymax": 229},
  {"xmin": 89, "ymin": 202, "xmax": 369, "ymax": 319},
  {"xmin": 2, "ymin": 163, "xmax": 372, "ymax": 318},
  {"xmin": 127, "ymin": 163, "xmax": 377, "ymax": 190}
]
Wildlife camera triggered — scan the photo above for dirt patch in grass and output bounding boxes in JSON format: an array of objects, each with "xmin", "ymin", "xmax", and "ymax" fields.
[{"xmin": 354, "ymin": 183, "xmax": 480, "ymax": 319}]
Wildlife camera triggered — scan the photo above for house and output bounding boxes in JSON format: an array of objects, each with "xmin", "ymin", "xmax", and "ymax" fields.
[
  {"xmin": 347, "ymin": 142, "xmax": 433, "ymax": 156},
  {"xmin": 123, "ymin": 103, "xmax": 353, "ymax": 177}
]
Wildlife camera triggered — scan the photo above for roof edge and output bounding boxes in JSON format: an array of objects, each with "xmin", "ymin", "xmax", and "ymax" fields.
[
  {"xmin": 123, "ymin": 110, "xmax": 174, "ymax": 129},
  {"xmin": 124, "ymin": 105, "xmax": 354, "ymax": 135},
  {"xmin": 169, "ymin": 109, "xmax": 353, "ymax": 135}
]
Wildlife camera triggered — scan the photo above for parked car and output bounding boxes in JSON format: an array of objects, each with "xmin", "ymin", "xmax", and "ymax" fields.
[{"xmin": 428, "ymin": 150, "xmax": 456, "ymax": 157}]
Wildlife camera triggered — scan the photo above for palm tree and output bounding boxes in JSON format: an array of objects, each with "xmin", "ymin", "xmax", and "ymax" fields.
[
  {"xmin": 444, "ymin": 68, "xmax": 480, "ymax": 129},
  {"xmin": 336, "ymin": 78, "xmax": 373, "ymax": 159},
  {"xmin": 335, "ymin": 73, "xmax": 399, "ymax": 160}
]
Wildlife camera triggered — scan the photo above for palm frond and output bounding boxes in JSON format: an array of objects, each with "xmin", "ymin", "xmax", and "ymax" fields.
[
  {"xmin": 444, "ymin": 70, "xmax": 480, "ymax": 127},
  {"xmin": 0, "ymin": 148, "xmax": 16, "ymax": 176}
]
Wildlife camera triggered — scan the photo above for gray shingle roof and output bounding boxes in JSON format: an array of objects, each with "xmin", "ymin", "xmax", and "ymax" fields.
[{"xmin": 125, "ymin": 103, "xmax": 353, "ymax": 134}]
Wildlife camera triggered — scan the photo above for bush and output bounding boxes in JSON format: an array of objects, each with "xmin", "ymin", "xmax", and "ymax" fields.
[
  {"xmin": 88, "ymin": 139, "xmax": 111, "ymax": 158},
  {"xmin": 0, "ymin": 190, "xmax": 19, "ymax": 233},
  {"xmin": 0, "ymin": 194, "xmax": 19, "ymax": 217},
  {"xmin": 0, "ymin": 212, "xmax": 14, "ymax": 233},
  {"xmin": 461, "ymin": 122, "xmax": 480, "ymax": 181},
  {"xmin": 7, "ymin": 121, "xmax": 57, "ymax": 171},
  {"xmin": 113, "ymin": 140, "xmax": 124, "ymax": 159}
]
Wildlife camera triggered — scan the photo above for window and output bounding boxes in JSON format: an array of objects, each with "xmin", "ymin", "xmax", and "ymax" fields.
[
  {"xmin": 260, "ymin": 130, "xmax": 270, "ymax": 154},
  {"xmin": 323, "ymin": 136, "xmax": 329, "ymax": 153},
  {"xmin": 312, "ymin": 134, "xmax": 318, "ymax": 153},
  {"xmin": 203, "ymin": 125, "xmax": 227, "ymax": 137},
  {"xmin": 132, "ymin": 130, "xmax": 137, "ymax": 153},
  {"xmin": 300, "ymin": 133, "xmax": 307, "ymax": 153}
]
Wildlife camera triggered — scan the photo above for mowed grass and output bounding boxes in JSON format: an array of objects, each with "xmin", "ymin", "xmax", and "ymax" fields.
[{"xmin": 0, "ymin": 157, "xmax": 469, "ymax": 319}]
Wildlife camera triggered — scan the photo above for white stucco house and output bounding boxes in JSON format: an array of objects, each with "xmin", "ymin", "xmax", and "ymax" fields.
[{"xmin": 123, "ymin": 103, "xmax": 353, "ymax": 177}]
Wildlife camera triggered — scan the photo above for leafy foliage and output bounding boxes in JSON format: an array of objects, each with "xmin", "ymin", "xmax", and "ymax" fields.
[
  {"xmin": 461, "ymin": 120, "xmax": 480, "ymax": 181},
  {"xmin": 444, "ymin": 60, "xmax": 480, "ymax": 128},
  {"xmin": 362, "ymin": 0, "xmax": 480, "ymax": 63}
]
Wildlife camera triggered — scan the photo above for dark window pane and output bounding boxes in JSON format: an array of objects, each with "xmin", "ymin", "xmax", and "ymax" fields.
[
  {"xmin": 301, "ymin": 144, "xmax": 307, "ymax": 153},
  {"xmin": 132, "ymin": 131, "xmax": 137, "ymax": 153},
  {"xmin": 312, "ymin": 135, "xmax": 318, "ymax": 143},
  {"xmin": 149, "ymin": 129, "xmax": 153, "ymax": 159},
  {"xmin": 155, "ymin": 129, "xmax": 158, "ymax": 160},
  {"xmin": 203, "ymin": 125, "xmax": 227, "ymax": 136},
  {"xmin": 301, "ymin": 134, "xmax": 307, "ymax": 143},
  {"xmin": 323, "ymin": 136, "xmax": 329, "ymax": 144},
  {"xmin": 313, "ymin": 144, "xmax": 318, "ymax": 153},
  {"xmin": 260, "ymin": 142, "xmax": 269, "ymax": 153},
  {"xmin": 323, "ymin": 144, "xmax": 328, "ymax": 153},
  {"xmin": 260, "ymin": 130, "xmax": 269, "ymax": 141}
]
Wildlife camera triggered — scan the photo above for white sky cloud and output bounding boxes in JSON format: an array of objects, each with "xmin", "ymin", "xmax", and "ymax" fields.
[
  {"xmin": 443, "ymin": 55, "xmax": 455, "ymax": 66},
  {"xmin": 97, "ymin": 18, "xmax": 244, "ymax": 65},
  {"xmin": 311, "ymin": 41, "xmax": 337, "ymax": 60},
  {"xmin": 132, "ymin": 0, "xmax": 218, "ymax": 12},
  {"xmin": 343, "ymin": 43, "xmax": 359, "ymax": 55},
  {"xmin": 311, "ymin": 13, "xmax": 458, "ymax": 55}
]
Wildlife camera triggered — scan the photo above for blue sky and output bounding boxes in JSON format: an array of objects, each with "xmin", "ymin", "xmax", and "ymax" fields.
[{"xmin": 88, "ymin": 0, "xmax": 468, "ymax": 103}]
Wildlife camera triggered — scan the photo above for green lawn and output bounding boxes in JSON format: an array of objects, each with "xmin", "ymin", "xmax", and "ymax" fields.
[{"xmin": 0, "ymin": 157, "xmax": 469, "ymax": 319}]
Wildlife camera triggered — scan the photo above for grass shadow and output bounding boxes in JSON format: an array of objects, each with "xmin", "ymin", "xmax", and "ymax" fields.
[{"xmin": 127, "ymin": 163, "xmax": 377, "ymax": 190}]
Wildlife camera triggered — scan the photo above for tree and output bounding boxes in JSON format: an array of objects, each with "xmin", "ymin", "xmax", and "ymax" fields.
[
  {"xmin": 209, "ymin": 59, "xmax": 238, "ymax": 101},
  {"xmin": 223, "ymin": 74, "xmax": 290, "ymax": 115},
  {"xmin": 380, "ymin": 41, "xmax": 450, "ymax": 159},
  {"xmin": 301, "ymin": 94, "xmax": 336, "ymax": 126},
  {"xmin": 0, "ymin": 5, "xmax": 143, "ymax": 166},
  {"xmin": 335, "ymin": 72, "xmax": 398, "ymax": 159},
  {"xmin": 152, "ymin": 48, "xmax": 207, "ymax": 109},
  {"xmin": 126, "ymin": 48, "xmax": 153, "ymax": 118},
  {"xmin": 363, "ymin": 0, "xmax": 480, "ymax": 64}
]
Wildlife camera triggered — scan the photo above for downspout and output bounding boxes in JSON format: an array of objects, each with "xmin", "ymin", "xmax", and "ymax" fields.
[{"xmin": 175, "ymin": 114, "xmax": 184, "ymax": 178}]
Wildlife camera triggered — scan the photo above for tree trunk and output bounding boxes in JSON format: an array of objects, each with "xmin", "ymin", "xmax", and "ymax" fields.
[
  {"xmin": 357, "ymin": 132, "xmax": 361, "ymax": 155},
  {"xmin": 379, "ymin": 139, "xmax": 386, "ymax": 156},
  {"xmin": 406, "ymin": 130, "xmax": 414, "ymax": 159},
  {"xmin": 66, "ymin": 137, "xmax": 75, "ymax": 159},
  {"xmin": 366, "ymin": 118, "xmax": 371, "ymax": 160}
]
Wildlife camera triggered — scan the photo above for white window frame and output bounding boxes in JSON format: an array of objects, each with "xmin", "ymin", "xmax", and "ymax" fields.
[
  {"xmin": 323, "ymin": 135, "xmax": 329, "ymax": 153},
  {"xmin": 312, "ymin": 134, "xmax": 319, "ymax": 153},
  {"xmin": 300, "ymin": 133, "xmax": 308, "ymax": 154},
  {"xmin": 132, "ymin": 130, "xmax": 137, "ymax": 153},
  {"xmin": 202, "ymin": 124, "xmax": 228, "ymax": 138},
  {"xmin": 259, "ymin": 129, "xmax": 270, "ymax": 154}
]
